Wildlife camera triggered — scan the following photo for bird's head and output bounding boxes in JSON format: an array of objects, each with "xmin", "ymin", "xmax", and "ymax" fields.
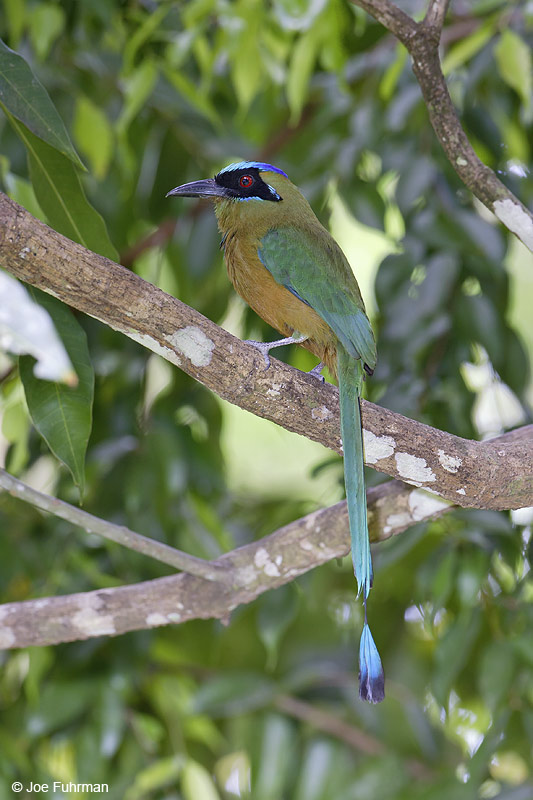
[
  {"xmin": 166, "ymin": 161, "xmax": 290, "ymax": 204},
  {"xmin": 167, "ymin": 161, "xmax": 317, "ymax": 234}
]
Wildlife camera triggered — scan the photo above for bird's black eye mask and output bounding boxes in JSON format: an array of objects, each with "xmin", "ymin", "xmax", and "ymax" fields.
[{"xmin": 214, "ymin": 167, "xmax": 282, "ymax": 202}]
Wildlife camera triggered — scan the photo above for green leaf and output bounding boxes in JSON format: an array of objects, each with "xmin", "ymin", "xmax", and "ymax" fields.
[
  {"xmin": 24, "ymin": 647, "xmax": 54, "ymax": 707},
  {"xmin": 9, "ymin": 116, "xmax": 118, "ymax": 260},
  {"xmin": 130, "ymin": 712, "xmax": 165, "ymax": 753},
  {"xmin": 380, "ymin": 46, "xmax": 407, "ymax": 101},
  {"xmin": 163, "ymin": 67, "xmax": 220, "ymax": 126},
  {"xmin": 230, "ymin": 2, "xmax": 264, "ymax": 113},
  {"xmin": 319, "ymin": 1, "xmax": 349, "ymax": 73},
  {"xmin": 95, "ymin": 683, "xmax": 126, "ymax": 758},
  {"xmin": 340, "ymin": 180, "xmax": 386, "ymax": 229},
  {"xmin": 293, "ymin": 740, "xmax": 337, "ymax": 800},
  {"xmin": 184, "ymin": 715, "xmax": 225, "ymax": 752},
  {"xmin": 232, "ymin": 37, "xmax": 263, "ymax": 112},
  {"xmin": 251, "ymin": 713, "xmax": 294, "ymax": 800},
  {"xmin": 457, "ymin": 549, "xmax": 490, "ymax": 607},
  {"xmin": 274, "ymin": 0, "xmax": 328, "ymax": 32},
  {"xmin": 181, "ymin": 759, "xmax": 221, "ymax": 800},
  {"xmin": 478, "ymin": 640, "xmax": 515, "ymax": 711},
  {"xmin": 257, "ymin": 584, "xmax": 298, "ymax": 669},
  {"xmin": 1, "ymin": 392, "xmax": 30, "ymax": 475},
  {"xmin": 2, "ymin": 0, "xmax": 26, "ymax": 49},
  {"xmin": 458, "ymin": 293, "xmax": 505, "ymax": 369},
  {"xmin": 122, "ymin": 4, "xmax": 169, "ymax": 75},
  {"xmin": 19, "ymin": 289, "xmax": 94, "ymax": 494},
  {"xmin": 468, "ymin": 710, "xmax": 511, "ymax": 786},
  {"xmin": 124, "ymin": 756, "xmax": 184, "ymax": 800},
  {"xmin": 494, "ymin": 30, "xmax": 533, "ymax": 121},
  {"xmin": 27, "ymin": 3, "xmax": 65, "ymax": 62},
  {"xmin": 395, "ymin": 156, "xmax": 436, "ymax": 213},
  {"xmin": 442, "ymin": 19, "xmax": 495, "ymax": 75},
  {"xmin": 0, "ymin": 38, "xmax": 84, "ymax": 168},
  {"xmin": 0, "ymin": 162, "xmax": 45, "ymax": 220},
  {"xmin": 25, "ymin": 679, "xmax": 98, "ymax": 736},
  {"xmin": 427, "ymin": 548, "xmax": 457, "ymax": 609},
  {"xmin": 287, "ymin": 26, "xmax": 322, "ymax": 124},
  {"xmin": 116, "ymin": 60, "xmax": 158, "ymax": 137},
  {"xmin": 73, "ymin": 96, "xmax": 114, "ymax": 180},
  {"xmin": 432, "ymin": 609, "xmax": 481, "ymax": 705},
  {"xmin": 512, "ymin": 634, "xmax": 533, "ymax": 666},
  {"xmin": 192, "ymin": 672, "xmax": 275, "ymax": 717}
]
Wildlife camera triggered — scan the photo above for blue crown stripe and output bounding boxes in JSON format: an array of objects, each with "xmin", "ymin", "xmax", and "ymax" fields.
[{"xmin": 218, "ymin": 161, "xmax": 288, "ymax": 178}]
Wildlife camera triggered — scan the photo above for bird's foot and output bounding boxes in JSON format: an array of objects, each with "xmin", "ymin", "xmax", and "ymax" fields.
[
  {"xmin": 244, "ymin": 334, "xmax": 308, "ymax": 370},
  {"xmin": 307, "ymin": 361, "xmax": 325, "ymax": 383},
  {"xmin": 244, "ymin": 340, "xmax": 274, "ymax": 368}
]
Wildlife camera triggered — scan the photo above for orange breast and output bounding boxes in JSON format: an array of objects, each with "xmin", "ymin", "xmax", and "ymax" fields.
[{"xmin": 224, "ymin": 235, "xmax": 338, "ymax": 373}]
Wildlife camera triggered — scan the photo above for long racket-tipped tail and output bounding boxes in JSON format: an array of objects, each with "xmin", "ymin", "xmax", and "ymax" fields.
[{"xmin": 338, "ymin": 348, "xmax": 385, "ymax": 703}]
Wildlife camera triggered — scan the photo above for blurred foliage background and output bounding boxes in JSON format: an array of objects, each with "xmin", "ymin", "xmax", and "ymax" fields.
[{"xmin": 1, "ymin": 0, "xmax": 533, "ymax": 797}]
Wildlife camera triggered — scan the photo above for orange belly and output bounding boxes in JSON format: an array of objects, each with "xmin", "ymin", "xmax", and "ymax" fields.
[{"xmin": 224, "ymin": 236, "xmax": 338, "ymax": 373}]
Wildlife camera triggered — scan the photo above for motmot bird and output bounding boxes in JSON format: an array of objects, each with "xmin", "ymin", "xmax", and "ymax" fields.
[{"xmin": 167, "ymin": 162, "xmax": 385, "ymax": 703}]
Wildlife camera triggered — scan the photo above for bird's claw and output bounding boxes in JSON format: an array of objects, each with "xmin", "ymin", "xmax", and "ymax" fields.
[
  {"xmin": 307, "ymin": 362, "xmax": 325, "ymax": 383},
  {"xmin": 244, "ymin": 340, "xmax": 271, "ymax": 369}
]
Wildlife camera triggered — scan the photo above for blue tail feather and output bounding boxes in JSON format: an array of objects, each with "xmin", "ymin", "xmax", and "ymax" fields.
[
  {"xmin": 359, "ymin": 622, "xmax": 385, "ymax": 703},
  {"xmin": 337, "ymin": 348, "xmax": 385, "ymax": 703},
  {"xmin": 337, "ymin": 349, "xmax": 372, "ymax": 598}
]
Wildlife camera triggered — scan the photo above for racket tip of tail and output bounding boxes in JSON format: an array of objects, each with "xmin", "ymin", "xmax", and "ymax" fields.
[{"xmin": 358, "ymin": 623, "xmax": 385, "ymax": 704}]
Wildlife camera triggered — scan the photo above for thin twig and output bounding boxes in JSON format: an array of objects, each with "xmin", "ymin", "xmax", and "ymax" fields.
[
  {"xmin": 423, "ymin": 0, "xmax": 450, "ymax": 32},
  {"xmin": 350, "ymin": 0, "xmax": 533, "ymax": 253},
  {"xmin": 274, "ymin": 693, "xmax": 383, "ymax": 755},
  {"xmin": 441, "ymin": 17, "xmax": 481, "ymax": 47},
  {"xmin": 258, "ymin": 102, "xmax": 318, "ymax": 161},
  {"xmin": 351, "ymin": 0, "xmax": 416, "ymax": 44},
  {"xmin": 0, "ymin": 468, "xmax": 230, "ymax": 582},
  {"xmin": 274, "ymin": 694, "xmax": 432, "ymax": 779},
  {"xmin": 121, "ymin": 218, "xmax": 177, "ymax": 268}
]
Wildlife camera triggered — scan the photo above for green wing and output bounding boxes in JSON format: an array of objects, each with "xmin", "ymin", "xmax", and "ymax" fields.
[{"xmin": 258, "ymin": 226, "xmax": 377, "ymax": 370}]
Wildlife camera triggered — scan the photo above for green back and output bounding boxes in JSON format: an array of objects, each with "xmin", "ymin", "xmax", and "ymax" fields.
[{"xmin": 258, "ymin": 225, "xmax": 377, "ymax": 370}]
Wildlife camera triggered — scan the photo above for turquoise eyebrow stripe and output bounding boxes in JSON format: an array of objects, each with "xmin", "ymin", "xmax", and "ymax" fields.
[{"xmin": 218, "ymin": 161, "xmax": 288, "ymax": 178}]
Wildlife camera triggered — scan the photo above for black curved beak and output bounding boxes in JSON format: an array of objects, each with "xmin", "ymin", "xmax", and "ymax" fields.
[{"xmin": 165, "ymin": 179, "xmax": 227, "ymax": 199}]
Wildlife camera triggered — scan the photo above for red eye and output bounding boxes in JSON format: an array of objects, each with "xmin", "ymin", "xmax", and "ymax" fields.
[{"xmin": 239, "ymin": 174, "xmax": 253, "ymax": 188}]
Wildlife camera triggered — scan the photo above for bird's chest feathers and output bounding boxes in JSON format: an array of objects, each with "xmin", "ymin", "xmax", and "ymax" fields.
[
  {"xmin": 223, "ymin": 233, "xmax": 297, "ymax": 332},
  {"xmin": 221, "ymin": 230, "xmax": 332, "ymax": 350}
]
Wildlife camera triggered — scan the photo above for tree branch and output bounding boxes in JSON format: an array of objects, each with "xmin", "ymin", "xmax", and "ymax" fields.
[
  {"xmin": 350, "ymin": 0, "xmax": 417, "ymax": 45},
  {"xmin": 1, "ymin": 193, "xmax": 532, "ymax": 511},
  {"xmin": 120, "ymin": 218, "xmax": 177, "ymax": 269},
  {"xmin": 350, "ymin": 0, "xmax": 533, "ymax": 254},
  {"xmin": 274, "ymin": 694, "xmax": 432, "ymax": 778},
  {"xmin": 423, "ymin": 0, "xmax": 450, "ymax": 32},
  {"xmin": 0, "ymin": 468, "xmax": 230, "ymax": 582},
  {"xmin": 274, "ymin": 694, "xmax": 384, "ymax": 756},
  {"xmin": 0, "ymin": 418, "xmax": 526, "ymax": 651},
  {"xmin": 0, "ymin": 480, "xmax": 449, "ymax": 649}
]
